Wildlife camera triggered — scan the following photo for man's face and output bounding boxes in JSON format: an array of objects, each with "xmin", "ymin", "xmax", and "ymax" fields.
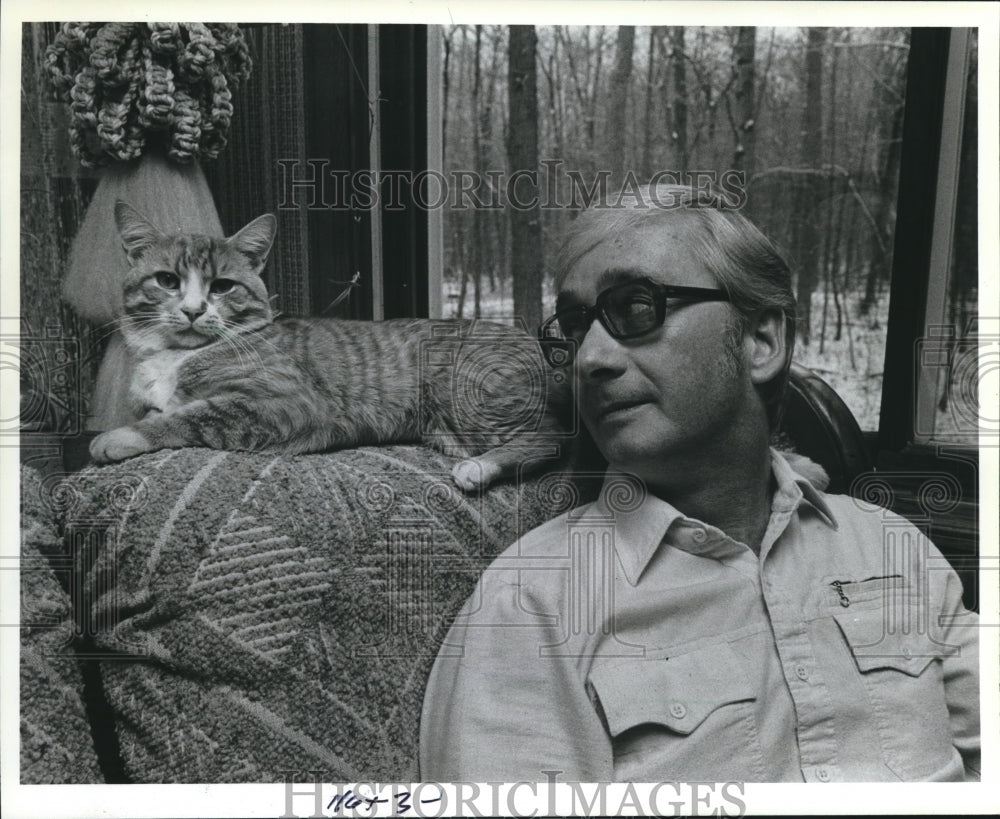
[{"xmin": 558, "ymin": 217, "xmax": 759, "ymax": 480}]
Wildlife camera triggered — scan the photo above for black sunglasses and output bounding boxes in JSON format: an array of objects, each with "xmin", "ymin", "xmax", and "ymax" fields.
[{"xmin": 538, "ymin": 277, "xmax": 730, "ymax": 367}]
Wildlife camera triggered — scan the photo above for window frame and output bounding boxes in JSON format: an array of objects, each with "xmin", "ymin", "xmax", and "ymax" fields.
[{"xmin": 878, "ymin": 27, "xmax": 979, "ymax": 455}]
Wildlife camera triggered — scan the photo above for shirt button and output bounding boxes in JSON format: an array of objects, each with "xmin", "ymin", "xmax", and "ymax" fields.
[
  {"xmin": 691, "ymin": 529, "xmax": 707, "ymax": 543},
  {"xmin": 669, "ymin": 702, "xmax": 687, "ymax": 719},
  {"xmin": 816, "ymin": 767, "xmax": 830, "ymax": 782},
  {"xmin": 795, "ymin": 665, "xmax": 809, "ymax": 681}
]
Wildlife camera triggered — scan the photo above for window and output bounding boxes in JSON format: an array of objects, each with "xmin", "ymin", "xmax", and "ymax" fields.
[{"xmin": 436, "ymin": 25, "xmax": 981, "ymax": 440}]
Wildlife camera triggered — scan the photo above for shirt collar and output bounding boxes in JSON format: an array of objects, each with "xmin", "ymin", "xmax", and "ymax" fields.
[
  {"xmin": 769, "ymin": 448, "xmax": 838, "ymax": 529},
  {"xmin": 577, "ymin": 450, "xmax": 838, "ymax": 587},
  {"xmin": 571, "ymin": 473, "xmax": 683, "ymax": 587}
]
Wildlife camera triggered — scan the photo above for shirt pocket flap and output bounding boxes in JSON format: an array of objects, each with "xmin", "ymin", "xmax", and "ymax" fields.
[
  {"xmin": 589, "ymin": 643, "xmax": 755, "ymax": 737},
  {"xmin": 834, "ymin": 609, "xmax": 957, "ymax": 676}
]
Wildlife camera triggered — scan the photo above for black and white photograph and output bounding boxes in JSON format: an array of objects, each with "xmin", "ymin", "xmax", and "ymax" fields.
[{"xmin": 3, "ymin": 1, "xmax": 997, "ymax": 817}]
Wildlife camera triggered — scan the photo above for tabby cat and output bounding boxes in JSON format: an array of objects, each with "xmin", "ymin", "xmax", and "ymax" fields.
[{"xmin": 89, "ymin": 201, "xmax": 576, "ymax": 491}]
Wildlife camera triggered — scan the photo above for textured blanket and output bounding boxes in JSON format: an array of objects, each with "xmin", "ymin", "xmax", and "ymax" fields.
[
  {"xmin": 20, "ymin": 465, "xmax": 103, "ymax": 783},
  {"xmin": 29, "ymin": 445, "xmax": 595, "ymax": 783}
]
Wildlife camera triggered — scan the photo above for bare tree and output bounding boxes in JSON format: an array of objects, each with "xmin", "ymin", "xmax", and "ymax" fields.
[
  {"xmin": 860, "ymin": 34, "xmax": 907, "ymax": 318},
  {"xmin": 538, "ymin": 30, "xmax": 566, "ymax": 160},
  {"xmin": 669, "ymin": 27, "xmax": 689, "ymax": 169},
  {"xmin": 604, "ymin": 26, "xmax": 635, "ymax": 185},
  {"xmin": 508, "ymin": 25, "xmax": 543, "ymax": 331},
  {"xmin": 472, "ymin": 25, "xmax": 486, "ymax": 315},
  {"xmin": 797, "ymin": 27, "xmax": 826, "ymax": 345},
  {"xmin": 453, "ymin": 25, "xmax": 471, "ymax": 317},
  {"xmin": 640, "ymin": 27, "xmax": 660, "ymax": 179},
  {"xmin": 557, "ymin": 26, "xmax": 606, "ymax": 161},
  {"xmin": 731, "ymin": 27, "xmax": 757, "ymax": 175}
]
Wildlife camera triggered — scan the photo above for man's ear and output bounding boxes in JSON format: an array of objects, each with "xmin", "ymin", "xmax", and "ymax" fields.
[
  {"xmin": 228, "ymin": 214, "xmax": 276, "ymax": 267},
  {"xmin": 115, "ymin": 200, "xmax": 164, "ymax": 263},
  {"xmin": 745, "ymin": 309, "xmax": 788, "ymax": 385}
]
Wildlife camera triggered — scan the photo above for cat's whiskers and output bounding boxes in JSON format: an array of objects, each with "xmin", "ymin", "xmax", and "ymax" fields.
[
  {"xmin": 217, "ymin": 318, "xmax": 281, "ymax": 354},
  {"xmin": 220, "ymin": 334, "xmax": 264, "ymax": 375},
  {"xmin": 123, "ymin": 311, "xmax": 212, "ymax": 354},
  {"xmin": 119, "ymin": 318, "xmax": 166, "ymax": 347},
  {"xmin": 208, "ymin": 321, "xmax": 268, "ymax": 375},
  {"xmin": 91, "ymin": 313, "xmax": 158, "ymax": 346}
]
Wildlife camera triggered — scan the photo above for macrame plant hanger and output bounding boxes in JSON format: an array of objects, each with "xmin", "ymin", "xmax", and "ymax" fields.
[{"xmin": 45, "ymin": 22, "xmax": 252, "ymax": 429}]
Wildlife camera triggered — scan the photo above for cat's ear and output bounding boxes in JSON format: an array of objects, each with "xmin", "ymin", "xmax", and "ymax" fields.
[
  {"xmin": 115, "ymin": 200, "xmax": 164, "ymax": 263},
  {"xmin": 228, "ymin": 214, "xmax": 276, "ymax": 267}
]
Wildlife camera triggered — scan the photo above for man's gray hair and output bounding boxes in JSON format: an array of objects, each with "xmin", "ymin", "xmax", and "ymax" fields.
[{"xmin": 553, "ymin": 183, "xmax": 797, "ymax": 430}]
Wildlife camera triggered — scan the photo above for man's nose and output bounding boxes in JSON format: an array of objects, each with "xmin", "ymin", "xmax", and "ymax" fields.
[{"xmin": 577, "ymin": 320, "xmax": 627, "ymax": 381}]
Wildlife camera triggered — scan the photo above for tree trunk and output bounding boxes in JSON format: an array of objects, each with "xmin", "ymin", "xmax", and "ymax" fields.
[
  {"xmin": 732, "ymin": 27, "xmax": 756, "ymax": 176},
  {"xmin": 670, "ymin": 27, "xmax": 688, "ymax": 169},
  {"xmin": 796, "ymin": 27, "xmax": 825, "ymax": 345},
  {"xmin": 442, "ymin": 28, "xmax": 455, "ymax": 301},
  {"xmin": 587, "ymin": 27, "xmax": 606, "ymax": 156},
  {"xmin": 542, "ymin": 37, "xmax": 565, "ymax": 161},
  {"xmin": 604, "ymin": 26, "xmax": 635, "ymax": 186},
  {"xmin": 442, "ymin": 28, "xmax": 453, "ymax": 160},
  {"xmin": 507, "ymin": 25, "xmax": 543, "ymax": 333},
  {"xmin": 860, "ymin": 39, "xmax": 906, "ymax": 318},
  {"xmin": 472, "ymin": 25, "xmax": 485, "ymax": 316},
  {"xmin": 641, "ymin": 27, "xmax": 658, "ymax": 179},
  {"xmin": 483, "ymin": 27, "xmax": 504, "ymax": 292}
]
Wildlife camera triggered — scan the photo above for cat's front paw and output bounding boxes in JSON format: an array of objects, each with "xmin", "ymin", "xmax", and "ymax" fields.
[
  {"xmin": 452, "ymin": 458, "xmax": 502, "ymax": 492},
  {"xmin": 90, "ymin": 427, "xmax": 154, "ymax": 464}
]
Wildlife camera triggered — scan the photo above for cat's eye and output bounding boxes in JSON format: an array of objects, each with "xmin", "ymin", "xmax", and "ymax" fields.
[
  {"xmin": 155, "ymin": 271, "xmax": 180, "ymax": 290},
  {"xmin": 209, "ymin": 278, "xmax": 236, "ymax": 295}
]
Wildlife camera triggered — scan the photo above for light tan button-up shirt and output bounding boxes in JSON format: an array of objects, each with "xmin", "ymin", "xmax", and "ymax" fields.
[{"xmin": 420, "ymin": 452, "xmax": 980, "ymax": 782}]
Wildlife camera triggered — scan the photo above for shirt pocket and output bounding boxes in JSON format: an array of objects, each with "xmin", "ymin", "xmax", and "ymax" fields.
[
  {"xmin": 588, "ymin": 643, "xmax": 765, "ymax": 780},
  {"xmin": 834, "ymin": 607, "xmax": 961, "ymax": 779},
  {"xmin": 825, "ymin": 573, "xmax": 906, "ymax": 609}
]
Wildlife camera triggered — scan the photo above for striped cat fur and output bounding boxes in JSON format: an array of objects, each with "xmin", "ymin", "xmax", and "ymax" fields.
[{"xmin": 89, "ymin": 202, "xmax": 577, "ymax": 490}]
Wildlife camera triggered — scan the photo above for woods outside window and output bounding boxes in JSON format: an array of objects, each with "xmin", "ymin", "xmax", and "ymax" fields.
[{"xmin": 434, "ymin": 25, "xmax": 980, "ymax": 444}]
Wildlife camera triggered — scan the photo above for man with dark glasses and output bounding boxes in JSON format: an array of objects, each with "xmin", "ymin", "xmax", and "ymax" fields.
[{"xmin": 420, "ymin": 184, "xmax": 979, "ymax": 783}]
